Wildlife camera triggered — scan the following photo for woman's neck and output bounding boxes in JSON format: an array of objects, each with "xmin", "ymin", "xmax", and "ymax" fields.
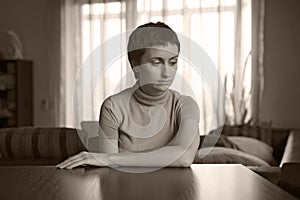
[{"xmin": 133, "ymin": 84, "xmax": 170, "ymax": 106}]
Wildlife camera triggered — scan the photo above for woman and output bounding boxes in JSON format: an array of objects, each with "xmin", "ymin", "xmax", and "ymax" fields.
[{"xmin": 57, "ymin": 22, "xmax": 200, "ymax": 169}]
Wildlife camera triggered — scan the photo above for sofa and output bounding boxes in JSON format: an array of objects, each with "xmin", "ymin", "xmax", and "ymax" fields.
[
  {"xmin": 0, "ymin": 127, "xmax": 87, "ymax": 166},
  {"xmin": 193, "ymin": 125, "xmax": 300, "ymax": 184},
  {"xmin": 0, "ymin": 125, "xmax": 299, "ymax": 185}
]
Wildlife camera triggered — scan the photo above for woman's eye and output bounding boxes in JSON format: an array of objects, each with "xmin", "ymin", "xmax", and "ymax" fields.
[
  {"xmin": 150, "ymin": 60, "xmax": 161, "ymax": 66},
  {"xmin": 169, "ymin": 60, "xmax": 178, "ymax": 66}
]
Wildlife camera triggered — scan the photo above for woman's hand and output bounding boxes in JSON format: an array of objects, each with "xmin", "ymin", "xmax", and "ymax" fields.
[{"xmin": 56, "ymin": 151, "xmax": 111, "ymax": 169}]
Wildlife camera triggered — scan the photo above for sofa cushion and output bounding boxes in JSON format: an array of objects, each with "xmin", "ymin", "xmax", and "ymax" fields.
[
  {"xmin": 210, "ymin": 124, "xmax": 273, "ymax": 146},
  {"xmin": 228, "ymin": 136, "xmax": 278, "ymax": 166},
  {"xmin": 194, "ymin": 147, "xmax": 270, "ymax": 166},
  {"xmin": 0, "ymin": 127, "xmax": 86, "ymax": 160},
  {"xmin": 199, "ymin": 134, "xmax": 240, "ymax": 150}
]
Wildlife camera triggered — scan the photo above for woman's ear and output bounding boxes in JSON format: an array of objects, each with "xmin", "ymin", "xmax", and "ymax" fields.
[
  {"xmin": 131, "ymin": 60, "xmax": 139, "ymax": 67},
  {"xmin": 133, "ymin": 66, "xmax": 139, "ymax": 80},
  {"xmin": 132, "ymin": 60, "xmax": 140, "ymax": 80}
]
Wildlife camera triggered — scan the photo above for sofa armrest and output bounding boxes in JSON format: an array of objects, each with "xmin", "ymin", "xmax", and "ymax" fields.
[
  {"xmin": 0, "ymin": 127, "xmax": 87, "ymax": 160},
  {"xmin": 280, "ymin": 131, "xmax": 300, "ymax": 166},
  {"xmin": 270, "ymin": 128, "xmax": 291, "ymax": 164},
  {"xmin": 0, "ymin": 158, "xmax": 62, "ymax": 166}
]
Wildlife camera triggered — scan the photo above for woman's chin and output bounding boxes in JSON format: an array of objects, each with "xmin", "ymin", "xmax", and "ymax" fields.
[
  {"xmin": 153, "ymin": 84, "xmax": 170, "ymax": 92},
  {"xmin": 140, "ymin": 84, "xmax": 171, "ymax": 96}
]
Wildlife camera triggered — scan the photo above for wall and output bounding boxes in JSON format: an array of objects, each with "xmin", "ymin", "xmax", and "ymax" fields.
[
  {"xmin": 1, "ymin": 0, "xmax": 300, "ymax": 128},
  {"xmin": 261, "ymin": 0, "xmax": 300, "ymax": 128},
  {"xmin": 0, "ymin": 0, "xmax": 60, "ymax": 126}
]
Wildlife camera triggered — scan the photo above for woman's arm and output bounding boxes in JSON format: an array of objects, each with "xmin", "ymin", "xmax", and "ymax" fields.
[
  {"xmin": 57, "ymin": 97, "xmax": 200, "ymax": 169},
  {"xmin": 107, "ymin": 118, "xmax": 199, "ymax": 167},
  {"xmin": 105, "ymin": 96, "xmax": 200, "ymax": 167},
  {"xmin": 57, "ymin": 118, "xmax": 199, "ymax": 169}
]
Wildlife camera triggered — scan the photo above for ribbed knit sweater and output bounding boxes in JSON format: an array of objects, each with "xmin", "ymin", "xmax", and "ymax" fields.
[{"xmin": 99, "ymin": 83, "xmax": 199, "ymax": 152}]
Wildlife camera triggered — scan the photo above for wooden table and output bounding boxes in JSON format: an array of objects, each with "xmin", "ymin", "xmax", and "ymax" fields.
[{"xmin": 0, "ymin": 164, "xmax": 297, "ymax": 200}]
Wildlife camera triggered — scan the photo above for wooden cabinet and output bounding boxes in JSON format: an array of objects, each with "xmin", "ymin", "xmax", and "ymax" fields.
[{"xmin": 0, "ymin": 60, "xmax": 33, "ymax": 127}]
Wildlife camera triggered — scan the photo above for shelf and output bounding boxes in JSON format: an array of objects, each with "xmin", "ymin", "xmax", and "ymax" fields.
[{"xmin": 0, "ymin": 59, "xmax": 33, "ymax": 128}]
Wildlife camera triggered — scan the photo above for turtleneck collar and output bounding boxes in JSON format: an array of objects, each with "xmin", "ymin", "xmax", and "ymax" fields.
[{"xmin": 132, "ymin": 82, "xmax": 171, "ymax": 106}]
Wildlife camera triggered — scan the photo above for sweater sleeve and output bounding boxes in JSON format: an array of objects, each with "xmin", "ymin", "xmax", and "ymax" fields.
[
  {"xmin": 99, "ymin": 97, "xmax": 120, "ymax": 140},
  {"xmin": 177, "ymin": 96, "xmax": 200, "ymax": 122}
]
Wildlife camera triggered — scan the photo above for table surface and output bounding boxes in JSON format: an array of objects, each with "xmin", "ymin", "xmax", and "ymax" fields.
[{"xmin": 0, "ymin": 164, "xmax": 297, "ymax": 200}]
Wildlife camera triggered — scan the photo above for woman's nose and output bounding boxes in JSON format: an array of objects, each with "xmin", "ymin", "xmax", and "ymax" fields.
[{"xmin": 161, "ymin": 65, "xmax": 171, "ymax": 78}]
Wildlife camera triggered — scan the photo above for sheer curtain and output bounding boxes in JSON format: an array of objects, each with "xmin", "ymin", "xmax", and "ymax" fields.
[{"xmin": 60, "ymin": 0, "xmax": 265, "ymax": 134}]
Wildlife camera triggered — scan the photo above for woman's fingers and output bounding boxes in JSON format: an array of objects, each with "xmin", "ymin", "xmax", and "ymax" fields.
[
  {"xmin": 56, "ymin": 152, "xmax": 109, "ymax": 169},
  {"xmin": 64, "ymin": 156, "xmax": 89, "ymax": 169},
  {"xmin": 64, "ymin": 154, "xmax": 105, "ymax": 168},
  {"xmin": 56, "ymin": 151, "xmax": 88, "ymax": 168},
  {"xmin": 56, "ymin": 153, "xmax": 81, "ymax": 168}
]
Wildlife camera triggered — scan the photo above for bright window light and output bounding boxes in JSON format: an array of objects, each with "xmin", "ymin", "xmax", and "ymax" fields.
[{"xmin": 79, "ymin": 0, "xmax": 252, "ymax": 131}]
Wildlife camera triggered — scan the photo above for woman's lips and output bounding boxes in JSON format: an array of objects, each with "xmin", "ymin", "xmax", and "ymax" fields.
[{"xmin": 157, "ymin": 81, "xmax": 171, "ymax": 85}]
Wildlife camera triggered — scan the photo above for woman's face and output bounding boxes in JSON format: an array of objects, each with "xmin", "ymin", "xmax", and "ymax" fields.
[{"xmin": 136, "ymin": 43, "xmax": 178, "ymax": 95}]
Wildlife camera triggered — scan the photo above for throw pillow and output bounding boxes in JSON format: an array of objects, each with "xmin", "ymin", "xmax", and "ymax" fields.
[
  {"xmin": 194, "ymin": 147, "xmax": 270, "ymax": 166},
  {"xmin": 227, "ymin": 136, "xmax": 278, "ymax": 166},
  {"xmin": 210, "ymin": 124, "xmax": 273, "ymax": 146},
  {"xmin": 199, "ymin": 134, "xmax": 240, "ymax": 150}
]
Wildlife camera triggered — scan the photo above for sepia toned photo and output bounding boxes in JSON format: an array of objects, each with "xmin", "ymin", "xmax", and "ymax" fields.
[{"xmin": 0, "ymin": 0, "xmax": 299, "ymax": 199}]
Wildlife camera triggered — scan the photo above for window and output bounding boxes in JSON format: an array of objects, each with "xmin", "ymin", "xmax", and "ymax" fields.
[{"xmin": 77, "ymin": 0, "xmax": 252, "ymax": 134}]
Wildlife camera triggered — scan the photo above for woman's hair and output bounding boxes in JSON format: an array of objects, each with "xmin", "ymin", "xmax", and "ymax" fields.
[{"xmin": 127, "ymin": 22, "xmax": 180, "ymax": 68}]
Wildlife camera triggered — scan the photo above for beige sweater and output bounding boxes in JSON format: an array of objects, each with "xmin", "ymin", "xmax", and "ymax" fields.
[{"xmin": 99, "ymin": 83, "xmax": 199, "ymax": 152}]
